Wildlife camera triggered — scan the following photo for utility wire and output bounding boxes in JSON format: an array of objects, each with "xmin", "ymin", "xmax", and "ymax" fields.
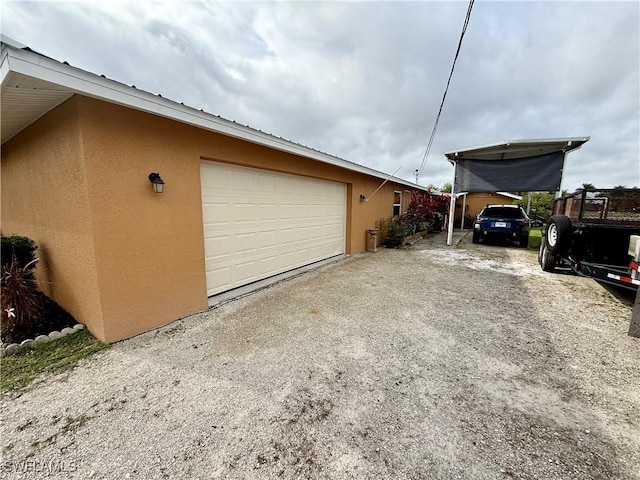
[{"xmin": 417, "ymin": 0, "xmax": 475, "ymax": 182}]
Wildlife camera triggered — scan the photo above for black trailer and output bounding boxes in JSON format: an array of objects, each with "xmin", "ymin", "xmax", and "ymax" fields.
[{"xmin": 538, "ymin": 188, "xmax": 640, "ymax": 293}]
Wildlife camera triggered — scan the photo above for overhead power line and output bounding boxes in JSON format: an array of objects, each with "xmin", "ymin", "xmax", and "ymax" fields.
[{"xmin": 417, "ymin": 0, "xmax": 475, "ymax": 182}]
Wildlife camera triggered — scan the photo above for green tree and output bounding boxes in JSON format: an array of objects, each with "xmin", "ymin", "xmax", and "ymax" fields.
[
  {"xmin": 516, "ymin": 192, "xmax": 555, "ymax": 220},
  {"xmin": 581, "ymin": 183, "xmax": 596, "ymax": 190},
  {"xmin": 440, "ymin": 183, "xmax": 452, "ymax": 193}
]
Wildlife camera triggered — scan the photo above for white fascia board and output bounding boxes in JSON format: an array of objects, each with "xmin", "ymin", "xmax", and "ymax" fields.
[
  {"xmin": 3, "ymin": 44, "xmax": 424, "ymax": 191},
  {"xmin": 443, "ymin": 137, "xmax": 590, "ymax": 162},
  {"xmin": 458, "ymin": 191, "xmax": 520, "ymax": 200},
  {"xmin": 496, "ymin": 192, "xmax": 522, "ymax": 200},
  {"xmin": 1, "ymin": 45, "xmax": 13, "ymax": 89}
]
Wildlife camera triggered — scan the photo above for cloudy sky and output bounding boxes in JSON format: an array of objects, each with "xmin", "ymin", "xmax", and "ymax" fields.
[{"xmin": 2, "ymin": 1, "xmax": 639, "ymax": 191}]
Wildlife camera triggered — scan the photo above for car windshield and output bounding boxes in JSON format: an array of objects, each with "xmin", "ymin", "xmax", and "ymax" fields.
[{"xmin": 481, "ymin": 207, "xmax": 523, "ymax": 218}]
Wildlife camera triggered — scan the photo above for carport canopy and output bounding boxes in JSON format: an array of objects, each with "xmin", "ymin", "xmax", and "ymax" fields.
[
  {"xmin": 443, "ymin": 137, "xmax": 590, "ymax": 245},
  {"xmin": 444, "ymin": 137, "xmax": 589, "ymax": 193}
]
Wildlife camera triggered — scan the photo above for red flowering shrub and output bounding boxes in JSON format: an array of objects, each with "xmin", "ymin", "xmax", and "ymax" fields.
[{"xmin": 378, "ymin": 192, "xmax": 450, "ymax": 246}]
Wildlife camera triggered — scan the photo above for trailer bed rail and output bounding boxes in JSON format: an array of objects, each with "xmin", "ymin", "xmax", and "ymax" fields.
[{"xmin": 554, "ymin": 189, "xmax": 640, "ymax": 226}]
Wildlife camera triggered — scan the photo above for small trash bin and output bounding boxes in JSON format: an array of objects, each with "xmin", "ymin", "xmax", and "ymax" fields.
[{"xmin": 366, "ymin": 229, "xmax": 378, "ymax": 252}]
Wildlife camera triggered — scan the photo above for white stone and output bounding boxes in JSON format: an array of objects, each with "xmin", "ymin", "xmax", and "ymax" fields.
[
  {"xmin": 5, "ymin": 344, "xmax": 21, "ymax": 355},
  {"xmin": 73, "ymin": 323, "xmax": 85, "ymax": 331},
  {"xmin": 34, "ymin": 335, "xmax": 50, "ymax": 344},
  {"xmin": 48, "ymin": 331, "xmax": 62, "ymax": 340},
  {"xmin": 20, "ymin": 339, "xmax": 35, "ymax": 349},
  {"xmin": 61, "ymin": 327, "xmax": 76, "ymax": 336}
]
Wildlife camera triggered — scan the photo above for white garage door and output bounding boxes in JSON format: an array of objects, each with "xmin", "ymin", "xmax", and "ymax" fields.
[{"xmin": 200, "ymin": 161, "xmax": 346, "ymax": 297}]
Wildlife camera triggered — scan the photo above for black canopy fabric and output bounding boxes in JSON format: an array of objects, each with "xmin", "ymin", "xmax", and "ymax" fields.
[{"xmin": 453, "ymin": 151, "xmax": 565, "ymax": 193}]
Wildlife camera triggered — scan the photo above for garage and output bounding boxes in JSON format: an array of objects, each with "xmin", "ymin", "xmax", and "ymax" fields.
[
  {"xmin": 200, "ymin": 161, "xmax": 347, "ymax": 296},
  {"xmin": 2, "ymin": 39, "xmax": 429, "ymax": 342}
]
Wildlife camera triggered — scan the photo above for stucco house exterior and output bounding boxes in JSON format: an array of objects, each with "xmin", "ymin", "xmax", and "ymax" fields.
[{"xmin": 1, "ymin": 40, "xmax": 428, "ymax": 342}]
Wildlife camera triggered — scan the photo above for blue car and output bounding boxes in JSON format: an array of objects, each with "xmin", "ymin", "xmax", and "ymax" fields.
[{"xmin": 472, "ymin": 205, "xmax": 530, "ymax": 248}]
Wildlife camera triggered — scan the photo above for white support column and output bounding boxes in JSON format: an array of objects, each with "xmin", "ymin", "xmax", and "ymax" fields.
[{"xmin": 460, "ymin": 193, "xmax": 467, "ymax": 230}]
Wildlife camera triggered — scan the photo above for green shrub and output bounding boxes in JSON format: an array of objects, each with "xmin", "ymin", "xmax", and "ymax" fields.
[
  {"xmin": 1, "ymin": 235, "xmax": 37, "ymax": 270},
  {"xmin": 378, "ymin": 217, "xmax": 412, "ymax": 247}
]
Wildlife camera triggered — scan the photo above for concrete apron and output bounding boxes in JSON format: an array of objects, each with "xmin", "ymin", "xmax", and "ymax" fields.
[
  {"xmin": 207, "ymin": 230, "xmax": 467, "ymax": 309},
  {"xmin": 207, "ymin": 254, "xmax": 347, "ymax": 308}
]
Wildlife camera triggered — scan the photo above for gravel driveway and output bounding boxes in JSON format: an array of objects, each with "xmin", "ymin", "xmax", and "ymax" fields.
[{"xmin": 2, "ymin": 232, "xmax": 639, "ymax": 479}]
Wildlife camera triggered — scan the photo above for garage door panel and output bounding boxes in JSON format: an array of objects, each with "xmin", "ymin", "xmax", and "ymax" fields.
[
  {"xmin": 259, "ymin": 230, "xmax": 278, "ymax": 248},
  {"xmin": 235, "ymin": 260, "xmax": 258, "ymax": 284},
  {"xmin": 207, "ymin": 267, "xmax": 232, "ymax": 291},
  {"xmin": 258, "ymin": 204, "xmax": 277, "ymax": 219},
  {"xmin": 257, "ymin": 255, "xmax": 279, "ymax": 275},
  {"xmin": 280, "ymin": 204, "xmax": 295, "ymax": 219},
  {"xmin": 309, "ymin": 225, "xmax": 324, "ymax": 238},
  {"xmin": 232, "ymin": 171, "xmax": 255, "ymax": 191},
  {"xmin": 277, "ymin": 228, "xmax": 296, "ymax": 245},
  {"xmin": 257, "ymin": 174, "xmax": 277, "ymax": 193},
  {"xmin": 205, "ymin": 235, "xmax": 231, "ymax": 258},
  {"xmin": 295, "ymin": 227, "xmax": 310, "ymax": 242},
  {"xmin": 203, "ymin": 203, "xmax": 230, "ymax": 223},
  {"xmin": 235, "ymin": 232, "xmax": 257, "ymax": 254},
  {"xmin": 233, "ymin": 204, "xmax": 256, "ymax": 222},
  {"xmin": 201, "ymin": 161, "xmax": 346, "ymax": 296},
  {"xmin": 201, "ymin": 168, "xmax": 230, "ymax": 189}
]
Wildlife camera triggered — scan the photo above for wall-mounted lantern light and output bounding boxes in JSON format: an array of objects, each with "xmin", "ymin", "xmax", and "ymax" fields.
[
  {"xmin": 148, "ymin": 173, "xmax": 165, "ymax": 193},
  {"xmin": 359, "ymin": 194, "xmax": 367, "ymax": 202}
]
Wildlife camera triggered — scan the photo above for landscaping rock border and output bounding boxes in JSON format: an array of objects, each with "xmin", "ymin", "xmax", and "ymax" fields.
[{"xmin": 0, "ymin": 324, "xmax": 85, "ymax": 357}]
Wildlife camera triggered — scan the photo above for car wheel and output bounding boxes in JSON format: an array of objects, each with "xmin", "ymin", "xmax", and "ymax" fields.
[
  {"xmin": 519, "ymin": 236, "xmax": 529, "ymax": 248},
  {"xmin": 545, "ymin": 215, "xmax": 572, "ymax": 255},
  {"xmin": 472, "ymin": 232, "xmax": 480, "ymax": 244},
  {"xmin": 540, "ymin": 238, "xmax": 555, "ymax": 272}
]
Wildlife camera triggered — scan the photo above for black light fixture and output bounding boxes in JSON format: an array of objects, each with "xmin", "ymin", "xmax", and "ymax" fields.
[{"xmin": 148, "ymin": 173, "xmax": 165, "ymax": 193}]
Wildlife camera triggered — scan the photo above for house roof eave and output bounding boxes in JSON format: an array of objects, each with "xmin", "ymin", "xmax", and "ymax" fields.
[{"xmin": 0, "ymin": 41, "xmax": 426, "ymax": 192}]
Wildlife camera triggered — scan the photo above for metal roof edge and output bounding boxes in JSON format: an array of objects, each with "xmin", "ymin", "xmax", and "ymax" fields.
[
  {"xmin": 496, "ymin": 191, "xmax": 522, "ymax": 200},
  {"xmin": 0, "ymin": 43, "xmax": 12, "ymax": 88},
  {"xmin": 1, "ymin": 42, "xmax": 425, "ymax": 191},
  {"xmin": 456, "ymin": 191, "xmax": 522, "ymax": 200},
  {"xmin": 444, "ymin": 137, "xmax": 590, "ymax": 162}
]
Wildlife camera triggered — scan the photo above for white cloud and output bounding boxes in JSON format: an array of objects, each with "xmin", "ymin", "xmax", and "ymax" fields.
[{"xmin": 2, "ymin": 0, "xmax": 638, "ymax": 191}]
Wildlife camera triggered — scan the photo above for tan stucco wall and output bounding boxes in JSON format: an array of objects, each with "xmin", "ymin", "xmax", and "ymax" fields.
[
  {"xmin": 455, "ymin": 192, "xmax": 518, "ymax": 223},
  {"xmin": 2, "ymin": 95, "xmax": 423, "ymax": 342},
  {"xmin": 1, "ymin": 97, "xmax": 107, "ymax": 339}
]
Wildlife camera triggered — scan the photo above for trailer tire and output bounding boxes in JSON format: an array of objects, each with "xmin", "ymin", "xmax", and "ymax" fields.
[
  {"xmin": 472, "ymin": 232, "xmax": 480, "ymax": 244},
  {"xmin": 540, "ymin": 238, "xmax": 556, "ymax": 272},
  {"xmin": 538, "ymin": 236, "xmax": 543, "ymax": 263},
  {"xmin": 546, "ymin": 215, "xmax": 572, "ymax": 255}
]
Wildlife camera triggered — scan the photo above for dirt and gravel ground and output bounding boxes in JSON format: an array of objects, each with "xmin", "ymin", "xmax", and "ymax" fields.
[{"xmin": 1, "ymin": 232, "xmax": 639, "ymax": 479}]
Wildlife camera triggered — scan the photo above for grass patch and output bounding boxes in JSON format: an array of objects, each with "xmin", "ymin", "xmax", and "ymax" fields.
[
  {"xmin": 528, "ymin": 227, "xmax": 542, "ymax": 251},
  {"xmin": 1, "ymin": 329, "xmax": 110, "ymax": 393}
]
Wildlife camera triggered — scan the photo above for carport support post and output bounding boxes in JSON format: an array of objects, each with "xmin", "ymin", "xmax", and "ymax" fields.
[
  {"xmin": 447, "ymin": 161, "xmax": 457, "ymax": 246},
  {"xmin": 460, "ymin": 193, "xmax": 467, "ymax": 230}
]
